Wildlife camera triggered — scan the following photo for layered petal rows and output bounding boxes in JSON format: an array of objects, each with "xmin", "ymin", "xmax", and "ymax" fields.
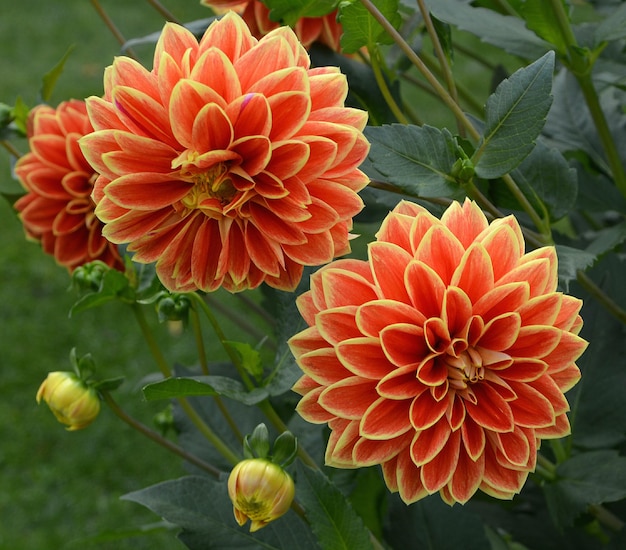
[
  {"xmin": 202, "ymin": 1, "xmax": 344, "ymax": 52},
  {"xmin": 289, "ymin": 199, "xmax": 587, "ymax": 504},
  {"xmin": 80, "ymin": 12, "xmax": 369, "ymax": 292},
  {"xmin": 14, "ymin": 100, "xmax": 123, "ymax": 271}
]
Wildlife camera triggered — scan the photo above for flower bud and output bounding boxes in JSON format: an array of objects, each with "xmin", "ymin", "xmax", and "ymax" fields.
[
  {"xmin": 227, "ymin": 458, "xmax": 295, "ymax": 532},
  {"xmin": 36, "ymin": 371, "xmax": 101, "ymax": 431}
]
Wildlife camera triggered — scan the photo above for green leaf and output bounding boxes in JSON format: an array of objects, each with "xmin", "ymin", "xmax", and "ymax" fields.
[
  {"xmin": 123, "ymin": 476, "xmax": 317, "ymax": 550},
  {"xmin": 510, "ymin": 140, "xmax": 578, "ymax": 221},
  {"xmin": 363, "ymin": 124, "xmax": 463, "ymax": 198},
  {"xmin": 425, "ymin": 0, "xmax": 551, "ymax": 59},
  {"xmin": 385, "ymin": 494, "xmax": 490, "ymax": 550},
  {"xmin": 224, "ymin": 341, "xmax": 263, "ymax": 380},
  {"xmin": 543, "ymin": 451, "xmax": 626, "ymax": 529},
  {"xmin": 520, "ymin": 0, "xmax": 569, "ymax": 55},
  {"xmin": 263, "ymin": 0, "xmax": 337, "ymax": 27},
  {"xmin": 143, "ymin": 375, "xmax": 269, "ymax": 405},
  {"xmin": 41, "ymin": 45, "xmax": 75, "ymax": 102},
  {"xmin": 337, "ymin": 0, "xmax": 402, "ymax": 53},
  {"xmin": 555, "ymin": 245, "xmax": 595, "ymax": 291},
  {"xmin": 296, "ymin": 463, "xmax": 374, "ymax": 550},
  {"xmin": 594, "ymin": 2, "xmax": 626, "ymax": 43},
  {"xmin": 473, "ymin": 51, "xmax": 555, "ymax": 179},
  {"xmin": 585, "ymin": 220, "xmax": 626, "ymax": 259}
]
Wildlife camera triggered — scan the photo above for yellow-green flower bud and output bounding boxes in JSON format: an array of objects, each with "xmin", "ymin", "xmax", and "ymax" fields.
[
  {"xmin": 227, "ymin": 458, "xmax": 295, "ymax": 532},
  {"xmin": 36, "ymin": 371, "xmax": 100, "ymax": 431}
]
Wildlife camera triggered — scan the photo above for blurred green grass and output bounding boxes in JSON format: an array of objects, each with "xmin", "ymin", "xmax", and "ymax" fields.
[{"xmin": 0, "ymin": 2, "xmax": 221, "ymax": 548}]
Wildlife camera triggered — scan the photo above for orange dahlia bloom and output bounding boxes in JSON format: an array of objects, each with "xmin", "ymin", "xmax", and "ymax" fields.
[
  {"xmin": 14, "ymin": 100, "xmax": 123, "ymax": 271},
  {"xmin": 201, "ymin": 1, "xmax": 343, "ymax": 52},
  {"xmin": 289, "ymin": 199, "xmax": 587, "ymax": 505},
  {"xmin": 80, "ymin": 13, "xmax": 369, "ymax": 292}
]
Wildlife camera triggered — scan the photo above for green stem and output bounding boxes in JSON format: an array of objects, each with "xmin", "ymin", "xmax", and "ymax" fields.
[
  {"xmin": 132, "ymin": 303, "xmax": 240, "ymax": 465},
  {"xmin": 190, "ymin": 302, "xmax": 244, "ymax": 442},
  {"xmin": 550, "ymin": 438, "xmax": 568, "ymax": 464},
  {"xmin": 144, "ymin": 0, "xmax": 180, "ymax": 23},
  {"xmin": 1, "ymin": 140, "xmax": 22, "ymax": 159},
  {"xmin": 416, "ymin": 0, "xmax": 462, "ymax": 132},
  {"xmin": 548, "ymin": 0, "xmax": 626, "ymax": 197},
  {"xmin": 576, "ymin": 270, "xmax": 626, "ymax": 325},
  {"xmin": 189, "ymin": 292, "xmax": 254, "ymax": 389},
  {"xmin": 369, "ymin": 48, "xmax": 408, "ymax": 124},
  {"xmin": 102, "ymin": 391, "xmax": 222, "ymax": 478},
  {"xmin": 90, "ymin": 0, "xmax": 139, "ymax": 60},
  {"xmin": 588, "ymin": 504, "xmax": 624, "ymax": 532},
  {"xmin": 575, "ymin": 73, "xmax": 626, "ymax": 197},
  {"xmin": 536, "ymin": 452, "xmax": 557, "ymax": 481},
  {"xmin": 206, "ymin": 294, "xmax": 276, "ymax": 351},
  {"xmin": 358, "ymin": 0, "xmax": 481, "ymax": 142},
  {"xmin": 501, "ymin": 174, "xmax": 552, "ymax": 241}
]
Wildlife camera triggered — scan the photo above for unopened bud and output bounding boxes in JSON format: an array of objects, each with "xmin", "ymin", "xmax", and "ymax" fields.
[
  {"xmin": 227, "ymin": 458, "xmax": 295, "ymax": 532},
  {"xmin": 36, "ymin": 371, "xmax": 100, "ymax": 431}
]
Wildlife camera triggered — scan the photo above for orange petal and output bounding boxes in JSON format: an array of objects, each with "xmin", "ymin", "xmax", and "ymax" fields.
[
  {"xmin": 315, "ymin": 306, "xmax": 362, "ymax": 345},
  {"xmin": 336, "ymin": 337, "xmax": 395, "ymax": 379},
  {"xmin": 321, "ymin": 268, "xmax": 378, "ymax": 308},
  {"xmin": 410, "ymin": 416, "xmax": 452, "ymax": 466},
  {"xmin": 361, "ymin": 398, "xmax": 413, "ymax": 439},
  {"xmin": 451, "ymin": 243, "xmax": 495, "ymax": 304},
  {"xmin": 415, "ymin": 225, "xmax": 465, "ymax": 285},
  {"xmin": 447, "ymin": 445, "xmax": 485, "ymax": 504},
  {"xmin": 464, "ymin": 382, "xmax": 514, "ymax": 432},
  {"xmin": 353, "ymin": 431, "xmax": 414, "ymax": 467},
  {"xmin": 410, "ymin": 389, "xmax": 449, "ymax": 430},
  {"xmin": 507, "ymin": 380, "xmax": 556, "ymax": 428},
  {"xmin": 420, "ymin": 429, "xmax": 461, "ymax": 492},
  {"xmin": 405, "ymin": 260, "xmax": 446, "ymax": 319},
  {"xmin": 440, "ymin": 199, "xmax": 488, "ymax": 248},
  {"xmin": 318, "ymin": 377, "xmax": 379, "ymax": 420},
  {"xmin": 298, "ymin": 348, "xmax": 351, "ymax": 385}
]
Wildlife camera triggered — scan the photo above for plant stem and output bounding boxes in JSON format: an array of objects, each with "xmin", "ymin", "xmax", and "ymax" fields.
[
  {"xmin": 501, "ymin": 173, "xmax": 552, "ymax": 241},
  {"xmin": 188, "ymin": 292, "xmax": 254, "ymax": 388},
  {"xmin": 358, "ymin": 0, "xmax": 480, "ymax": 142},
  {"xmin": 190, "ymin": 302, "xmax": 244, "ymax": 442},
  {"xmin": 589, "ymin": 504, "xmax": 624, "ymax": 532},
  {"xmin": 90, "ymin": 0, "xmax": 139, "ymax": 60},
  {"xmin": 576, "ymin": 270, "xmax": 626, "ymax": 325},
  {"xmin": 548, "ymin": 0, "xmax": 626, "ymax": 197},
  {"xmin": 1, "ymin": 140, "xmax": 22, "ymax": 159},
  {"xmin": 536, "ymin": 452, "xmax": 557, "ymax": 480},
  {"xmin": 416, "ymin": 0, "xmax": 462, "ymax": 133},
  {"xmin": 144, "ymin": 0, "xmax": 180, "ymax": 23},
  {"xmin": 102, "ymin": 391, "xmax": 222, "ymax": 478},
  {"xmin": 369, "ymin": 48, "xmax": 409, "ymax": 124},
  {"xmin": 132, "ymin": 303, "xmax": 240, "ymax": 465}
]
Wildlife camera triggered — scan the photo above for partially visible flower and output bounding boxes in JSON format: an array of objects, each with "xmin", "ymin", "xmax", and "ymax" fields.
[
  {"xmin": 227, "ymin": 458, "xmax": 295, "ymax": 532},
  {"xmin": 289, "ymin": 199, "xmax": 587, "ymax": 505},
  {"xmin": 202, "ymin": 1, "xmax": 343, "ymax": 52},
  {"xmin": 80, "ymin": 13, "xmax": 369, "ymax": 293},
  {"xmin": 36, "ymin": 371, "xmax": 101, "ymax": 430},
  {"xmin": 14, "ymin": 100, "xmax": 123, "ymax": 272}
]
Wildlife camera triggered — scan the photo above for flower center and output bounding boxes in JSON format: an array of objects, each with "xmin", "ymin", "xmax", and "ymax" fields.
[
  {"xmin": 444, "ymin": 348, "xmax": 485, "ymax": 390},
  {"xmin": 180, "ymin": 163, "xmax": 236, "ymax": 212}
]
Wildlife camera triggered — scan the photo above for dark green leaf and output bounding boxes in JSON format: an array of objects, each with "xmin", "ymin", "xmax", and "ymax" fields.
[
  {"xmin": 520, "ymin": 0, "xmax": 568, "ymax": 54},
  {"xmin": 594, "ymin": 2, "xmax": 626, "ymax": 43},
  {"xmin": 474, "ymin": 51, "xmax": 555, "ymax": 178},
  {"xmin": 511, "ymin": 140, "xmax": 578, "ymax": 221},
  {"xmin": 543, "ymin": 451, "xmax": 626, "ymax": 528},
  {"xmin": 425, "ymin": 0, "xmax": 551, "ymax": 59},
  {"xmin": 296, "ymin": 463, "xmax": 374, "ymax": 550},
  {"xmin": 69, "ymin": 291, "xmax": 117, "ymax": 317},
  {"xmin": 123, "ymin": 476, "xmax": 317, "ymax": 550},
  {"xmin": 143, "ymin": 375, "xmax": 269, "ymax": 406},
  {"xmin": 363, "ymin": 124, "xmax": 463, "ymax": 198},
  {"xmin": 337, "ymin": 0, "xmax": 402, "ymax": 53},
  {"xmin": 384, "ymin": 494, "xmax": 490, "ymax": 550},
  {"xmin": 263, "ymin": 0, "xmax": 337, "ymax": 27},
  {"xmin": 555, "ymin": 245, "xmax": 595, "ymax": 290},
  {"xmin": 41, "ymin": 45, "xmax": 75, "ymax": 102},
  {"xmin": 585, "ymin": 220, "xmax": 626, "ymax": 258}
]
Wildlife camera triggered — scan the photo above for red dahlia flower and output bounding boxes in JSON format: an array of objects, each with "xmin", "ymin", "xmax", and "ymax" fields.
[
  {"xmin": 289, "ymin": 199, "xmax": 587, "ymax": 504},
  {"xmin": 14, "ymin": 100, "xmax": 123, "ymax": 272},
  {"xmin": 201, "ymin": 1, "xmax": 343, "ymax": 52},
  {"xmin": 80, "ymin": 13, "xmax": 369, "ymax": 292}
]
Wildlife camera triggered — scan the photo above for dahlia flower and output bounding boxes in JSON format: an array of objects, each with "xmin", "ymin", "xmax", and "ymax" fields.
[
  {"xmin": 14, "ymin": 100, "xmax": 123, "ymax": 271},
  {"xmin": 80, "ymin": 12, "xmax": 369, "ymax": 292},
  {"xmin": 289, "ymin": 199, "xmax": 587, "ymax": 504},
  {"xmin": 37, "ymin": 371, "xmax": 101, "ymax": 431},
  {"xmin": 201, "ymin": 1, "xmax": 343, "ymax": 52},
  {"xmin": 228, "ymin": 458, "xmax": 295, "ymax": 532}
]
